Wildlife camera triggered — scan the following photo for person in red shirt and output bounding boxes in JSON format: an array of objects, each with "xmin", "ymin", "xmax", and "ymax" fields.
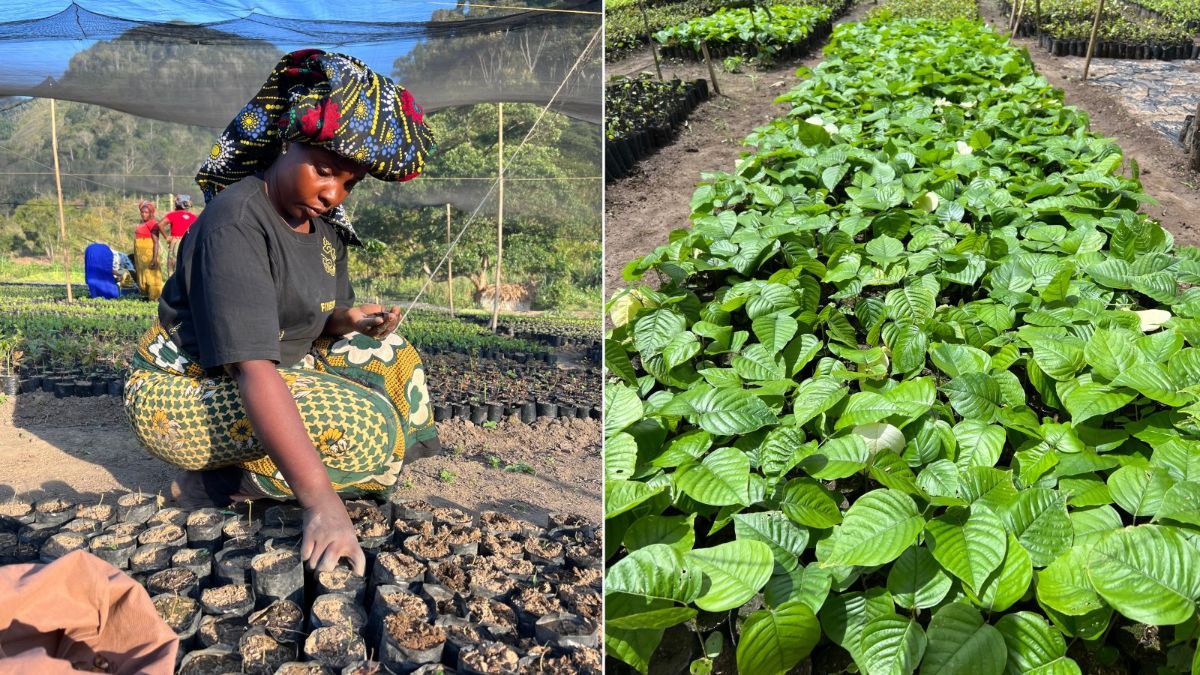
[
  {"xmin": 133, "ymin": 200, "xmax": 163, "ymax": 300},
  {"xmin": 158, "ymin": 194, "xmax": 197, "ymax": 275}
]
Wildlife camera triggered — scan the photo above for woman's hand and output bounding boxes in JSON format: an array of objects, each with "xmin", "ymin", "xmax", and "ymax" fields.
[
  {"xmin": 349, "ymin": 304, "xmax": 402, "ymax": 339},
  {"xmin": 301, "ymin": 493, "xmax": 366, "ymax": 575}
]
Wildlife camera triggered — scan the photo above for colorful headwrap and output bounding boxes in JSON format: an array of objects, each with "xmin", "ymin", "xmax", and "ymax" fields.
[
  {"xmin": 196, "ymin": 49, "xmax": 435, "ymax": 246},
  {"xmin": 138, "ymin": 200, "xmax": 156, "ymax": 216}
]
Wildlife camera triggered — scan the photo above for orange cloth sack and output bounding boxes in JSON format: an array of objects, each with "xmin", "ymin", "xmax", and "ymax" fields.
[{"xmin": 0, "ymin": 549, "xmax": 178, "ymax": 674}]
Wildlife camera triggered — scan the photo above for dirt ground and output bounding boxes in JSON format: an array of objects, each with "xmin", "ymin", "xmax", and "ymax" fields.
[
  {"xmin": 604, "ymin": 1, "xmax": 1200, "ymax": 294},
  {"xmin": 0, "ymin": 392, "xmax": 601, "ymax": 528}
]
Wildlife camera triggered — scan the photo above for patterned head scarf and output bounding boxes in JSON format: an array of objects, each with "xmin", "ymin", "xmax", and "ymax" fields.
[
  {"xmin": 138, "ymin": 200, "xmax": 156, "ymax": 217},
  {"xmin": 196, "ymin": 49, "xmax": 435, "ymax": 246}
]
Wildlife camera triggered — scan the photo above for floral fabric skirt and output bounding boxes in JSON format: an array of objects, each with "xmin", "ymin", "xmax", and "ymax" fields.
[{"xmin": 124, "ymin": 323, "xmax": 439, "ymax": 499}]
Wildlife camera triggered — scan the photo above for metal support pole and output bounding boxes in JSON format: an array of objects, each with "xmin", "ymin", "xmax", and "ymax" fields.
[
  {"xmin": 1083, "ymin": 0, "xmax": 1105, "ymax": 81},
  {"xmin": 49, "ymin": 98, "xmax": 72, "ymax": 302}
]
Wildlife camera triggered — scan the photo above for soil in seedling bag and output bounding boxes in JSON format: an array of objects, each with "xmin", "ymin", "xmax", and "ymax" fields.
[
  {"xmin": 196, "ymin": 613, "xmax": 249, "ymax": 649},
  {"xmin": 40, "ymin": 532, "xmax": 88, "ymax": 562},
  {"xmin": 128, "ymin": 542, "xmax": 177, "ymax": 574},
  {"xmin": 305, "ymin": 626, "xmax": 367, "ymax": 670},
  {"xmin": 239, "ymin": 626, "xmax": 297, "ymax": 675},
  {"xmin": 213, "ymin": 542, "xmax": 258, "ymax": 584},
  {"xmin": 200, "ymin": 583, "xmax": 255, "ymax": 617},
  {"xmin": 116, "ymin": 492, "xmax": 161, "ymax": 524},
  {"xmin": 33, "ymin": 497, "xmax": 75, "ymax": 526},
  {"xmin": 372, "ymin": 550, "xmax": 424, "ymax": 588},
  {"xmin": 88, "ymin": 532, "xmax": 136, "ymax": 568},
  {"xmin": 185, "ymin": 508, "xmax": 225, "ymax": 550},
  {"xmin": 367, "ymin": 586, "xmax": 431, "ymax": 650},
  {"xmin": 139, "ymin": 523, "xmax": 187, "ymax": 548},
  {"xmin": 147, "ymin": 566, "xmax": 199, "ymax": 598},
  {"xmin": 74, "ymin": 503, "xmax": 116, "ymax": 526},
  {"xmin": 172, "ymin": 547, "xmax": 214, "ymax": 584},
  {"xmin": 273, "ymin": 662, "xmax": 332, "ymax": 675},
  {"xmin": 380, "ymin": 614, "xmax": 446, "ymax": 669},
  {"xmin": 309, "ymin": 593, "xmax": 367, "ymax": 633},
  {"xmin": 247, "ymin": 599, "xmax": 304, "ymax": 644},
  {"xmin": 250, "ymin": 548, "xmax": 304, "ymax": 608},
  {"xmin": 177, "ymin": 645, "xmax": 242, "ymax": 675},
  {"xmin": 458, "ymin": 642, "xmax": 520, "ymax": 675},
  {"xmin": 149, "ymin": 507, "xmax": 190, "ymax": 528},
  {"xmin": 315, "ymin": 565, "xmax": 367, "ymax": 605},
  {"xmin": 152, "ymin": 594, "xmax": 202, "ymax": 649}
]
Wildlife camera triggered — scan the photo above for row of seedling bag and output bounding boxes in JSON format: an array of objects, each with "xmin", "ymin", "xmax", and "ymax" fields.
[{"xmin": 0, "ymin": 492, "xmax": 600, "ymax": 674}]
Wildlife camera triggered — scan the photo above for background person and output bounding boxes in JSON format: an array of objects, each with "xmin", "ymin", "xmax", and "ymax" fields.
[{"xmin": 133, "ymin": 200, "xmax": 163, "ymax": 300}]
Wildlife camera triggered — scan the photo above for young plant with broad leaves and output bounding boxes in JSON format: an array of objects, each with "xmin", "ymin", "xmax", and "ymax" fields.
[{"xmin": 605, "ymin": 12, "xmax": 1200, "ymax": 675}]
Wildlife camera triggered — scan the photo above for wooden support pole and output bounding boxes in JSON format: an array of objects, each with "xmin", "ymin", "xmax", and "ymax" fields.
[
  {"xmin": 1189, "ymin": 101, "xmax": 1200, "ymax": 173},
  {"xmin": 1083, "ymin": 0, "xmax": 1105, "ymax": 82},
  {"xmin": 446, "ymin": 203, "xmax": 454, "ymax": 317},
  {"xmin": 1036, "ymin": 0, "xmax": 1042, "ymax": 38},
  {"xmin": 638, "ymin": 0, "xmax": 664, "ymax": 82},
  {"xmin": 49, "ymin": 98, "xmax": 72, "ymax": 302},
  {"xmin": 1011, "ymin": 0, "xmax": 1026, "ymax": 38},
  {"xmin": 490, "ymin": 103, "xmax": 504, "ymax": 333},
  {"xmin": 700, "ymin": 41, "xmax": 721, "ymax": 96}
]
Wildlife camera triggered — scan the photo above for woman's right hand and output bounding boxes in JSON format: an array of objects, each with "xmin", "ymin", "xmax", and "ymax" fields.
[{"xmin": 301, "ymin": 494, "xmax": 366, "ymax": 575}]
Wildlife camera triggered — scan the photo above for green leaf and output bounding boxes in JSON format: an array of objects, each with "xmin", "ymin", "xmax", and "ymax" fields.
[
  {"xmin": 1084, "ymin": 328, "xmax": 1142, "ymax": 381},
  {"xmin": 793, "ymin": 377, "xmax": 849, "ymax": 426},
  {"xmin": 1107, "ymin": 465, "xmax": 1175, "ymax": 517},
  {"xmin": 606, "ymin": 432, "xmax": 638, "ymax": 481},
  {"xmin": 954, "ymin": 421, "xmax": 1006, "ymax": 470},
  {"xmin": 891, "ymin": 323, "xmax": 929, "ymax": 375},
  {"xmin": 606, "ymin": 479, "xmax": 665, "ymax": 519},
  {"xmin": 836, "ymin": 392, "xmax": 900, "ymax": 429},
  {"xmin": 1057, "ymin": 380, "xmax": 1136, "ymax": 423},
  {"xmin": 736, "ymin": 601, "xmax": 821, "ymax": 675},
  {"xmin": 820, "ymin": 589, "xmax": 895, "ymax": 661},
  {"xmin": 886, "ymin": 284, "xmax": 937, "ymax": 324},
  {"xmin": 1036, "ymin": 545, "xmax": 1105, "ymax": 616},
  {"xmin": 635, "ymin": 309, "xmax": 688, "ymax": 355},
  {"xmin": 686, "ymin": 540, "xmax": 774, "ymax": 612},
  {"xmin": 758, "ymin": 426, "xmax": 815, "ymax": 477},
  {"xmin": 919, "ymin": 603, "xmax": 1006, "ymax": 675},
  {"xmin": 888, "ymin": 546, "xmax": 953, "ymax": 610},
  {"xmin": 1027, "ymin": 337, "xmax": 1085, "ymax": 381},
  {"xmin": 753, "ymin": 312, "xmax": 800, "ymax": 354},
  {"xmin": 734, "ymin": 511, "xmax": 809, "ymax": 567},
  {"xmin": 733, "ymin": 344, "xmax": 786, "ymax": 381},
  {"xmin": 861, "ymin": 615, "xmax": 927, "ymax": 675},
  {"xmin": 968, "ymin": 532, "xmax": 1032, "ymax": 613},
  {"xmin": 802, "ymin": 434, "xmax": 870, "ymax": 480},
  {"xmin": 606, "ymin": 626, "xmax": 662, "ymax": 674},
  {"xmin": 692, "ymin": 387, "xmax": 778, "ymax": 436},
  {"xmin": 606, "ymin": 593, "xmax": 697, "ymax": 630},
  {"xmin": 780, "ymin": 477, "xmax": 843, "ymax": 529},
  {"xmin": 624, "ymin": 514, "xmax": 696, "ymax": 554},
  {"xmin": 822, "ymin": 489, "xmax": 924, "ymax": 567},
  {"xmin": 1002, "ymin": 488, "xmax": 1073, "ymax": 568},
  {"xmin": 995, "ymin": 611, "xmax": 1080, "ymax": 675},
  {"xmin": 606, "ymin": 544, "xmax": 702, "ymax": 604},
  {"xmin": 944, "ymin": 372, "xmax": 1003, "ymax": 421},
  {"xmin": 675, "ymin": 446, "xmax": 751, "ymax": 507},
  {"xmin": 1087, "ymin": 525, "xmax": 1200, "ymax": 625},
  {"xmin": 926, "ymin": 505, "xmax": 1008, "ymax": 594},
  {"xmin": 662, "ymin": 331, "xmax": 702, "ymax": 370},
  {"xmin": 1156, "ymin": 481, "xmax": 1200, "ymax": 526},
  {"xmin": 605, "ymin": 383, "xmax": 644, "ymax": 439},
  {"xmin": 928, "ymin": 343, "xmax": 991, "ymax": 377},
  {"xmin": 763, "ymin": 562, "xmax": 833, "ymax": 611}
]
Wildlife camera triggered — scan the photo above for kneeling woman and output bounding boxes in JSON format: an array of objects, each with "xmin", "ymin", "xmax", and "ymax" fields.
[{"xmin": 124, "ymin": 50, "xmax": 438, "ymax": 575}]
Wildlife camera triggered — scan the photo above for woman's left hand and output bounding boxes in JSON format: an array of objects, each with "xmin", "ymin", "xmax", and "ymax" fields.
[{"xmin": 351, "ymin": 304, "xmax": 401, "ymax": 339}]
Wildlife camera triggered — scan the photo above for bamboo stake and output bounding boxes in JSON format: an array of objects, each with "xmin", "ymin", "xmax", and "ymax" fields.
[
  {"xmin": 700, "ymin": 41, "xmax": 721, "ymax": 96},
  {"xmin": 638, "ymin": 0, "xmax": 664, "ymax": 83},
  {"xmin": 49, "ymin": 98, "xmax": 72, "ymax": 302},
  {"xmin": 1083, "ymin": 0, "xmax": 1105, "ymax": 81},
  {"xmin": 446, "ymin": 203, "xmax": 454, "ymax": 317},
  {"xmin": 1189, "ymin": 101, "xmax": 1200, "ymax": 173},
  {"xmin": 490, "ymin": 103, "xmax": 504, "ymax": 333},
  {"xmin": 1011, "ymin": 0, "xmax": 1026, "ymax": 38}
]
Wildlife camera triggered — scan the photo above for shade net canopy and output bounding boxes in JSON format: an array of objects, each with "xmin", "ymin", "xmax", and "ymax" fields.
[
  {"xmin": 0, "ymin": 0, "xmax": 602, "ymax": 126},
  {"xmin": 0, "ymin": 0, "xmax": 602, "ymax": 226}
]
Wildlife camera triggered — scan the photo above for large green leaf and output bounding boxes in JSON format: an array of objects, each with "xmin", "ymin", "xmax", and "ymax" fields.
[
  {"xmin": 793, "ymin": 376, "xmax": 849, "ymax": 426},
  {"xmin": 995, "ymin": 611, "xmax": 1080, "ymax": 675},
  {"xmin": 736, "ymin": 601, "xmax": 821, "ymax": 675},
  {"xmin": 943, "ymin": 372, "xmax": 1003, "ymax": 421},
  {"xmin": 675, "ymin": 446, "xmax": 751, "ymax": 507},
  {"xmin": 1026, "ymin": 337, "xmax": 1085, "ymax": 381},
  {"xmin": 753, "ymin": 312, "xmax": 800, "ymax": 354},
  {"xmin": 1086, "ymin": 525, "xmax": 1200, "ymax": 625},
  {"xmin": 888, "ymin": 546, "xmax": 953, "ymax": 610},
  {"xmin": 803, "ymin": 434, "xmax": 871, "ymax": 479},
  {"xmin": 1057, "ymin": 380, "xmax": 1136, "ymax": 423},
  {"xmin": 953, "ymin": 420, "xmax": 1006, "ymax": 470},
  {"xmin": 734, "ymin": 511, "xmax": 809, "ymax": 567},
  {"xmin": 692, "ymin": 387, "xmax": 778, "ymax": 436},
  {"xmin": 686, "ymin": 540, "xmax": 774, "ymax": 612},
  {"xmin": 926, "ymin": 505, "xmax": 1008, "ymax": 594},
  {"xmin": 860, "ymin": 614, "xmax": 927, "ymax": 675},
  {"xmin": 634, "ymin": 308, "xmax": 687, "ymax": 356},
  {"xmin": 1001, "ymin": 488, "xmax": 1073, "ymax": 568},
  {"xmin": 820, "ymin": 589, "xmax": 895, "ymax": 661},
  {"xmin": 606, "ymin": 544, "xmax": 702, "ymax": 604},
  {"xmin": 821, "ymin": 489, "xmax": 924, "ymax": 567},
  {"xmin": 1036, "ymin": 545, "xmax": 1105, "ymax": 616},
  {"xmin": 606, "ymin": 432, "xmax": 638, "ymax": 482},
  {"xmin": 764, "ymin": 563, "xmax": 833, "ymax": 611},
  {"xmin": 968, "ymin": 532, "xmax": 1032, "ymax": 612},
  {"xmin": 624, "ymin": 514, "xmax": 696, "ymax": 554},
  {"xmin": 605, "ymin": 384, "xmax": 644, "ymax": 439},
  {"xmin": 919, "ymin": 603, "xmax": 1006, "ymax": 675},
  {"xmin": 780, "ymin": 477, "xmax": 843, "ymax": 529},
  {"xmin": 1107, "ymin": 465, "xmax": 1174, "ymax": 518},
  {"xmin": 836, "ymin": 391, "xmax": 900, "ymax": 429},
  {"xmin": 606, "ymin": 480, "xmax": 665, "ymax": 519}
]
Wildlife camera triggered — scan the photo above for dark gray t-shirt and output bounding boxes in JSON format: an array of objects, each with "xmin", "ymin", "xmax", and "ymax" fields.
[{"xmin": 158, "ymin": 175, "xmax": 354, "ymax": 370}]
